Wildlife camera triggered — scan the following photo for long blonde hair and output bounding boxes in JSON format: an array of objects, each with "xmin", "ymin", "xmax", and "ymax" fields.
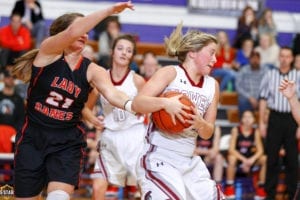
[
  {"xmin": 12, "ymin": 13, "xmax": 84, "ymax": 83},
  {"xmin": 164, "ymin": 22, "xmax": 217, "ymax": 63},
  {"xmin": 12, "ymin": 49, "xmax": 39, "ymax": 83}
]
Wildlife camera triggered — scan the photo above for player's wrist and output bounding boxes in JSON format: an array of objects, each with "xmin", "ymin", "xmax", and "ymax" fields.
[{"xmin": 124, "ymin": 99, "xmax": 136, "ymax": 115}]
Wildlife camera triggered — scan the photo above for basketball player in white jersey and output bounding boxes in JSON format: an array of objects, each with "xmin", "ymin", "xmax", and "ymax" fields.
[
  {"xmin": 84, "ymin": 34, "xmax": 146, "ymax": 200},
  {"xmin": 132, "ymin": 23, "xmax": 225, "ymax": 200}
]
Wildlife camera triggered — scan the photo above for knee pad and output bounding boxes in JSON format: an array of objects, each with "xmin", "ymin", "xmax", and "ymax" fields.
[{"xmin": 46, "ymin": 190, "xmax": 70, "ymax": 200}]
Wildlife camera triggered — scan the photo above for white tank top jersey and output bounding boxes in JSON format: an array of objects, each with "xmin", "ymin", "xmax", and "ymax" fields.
[
  {"xmin": 148, "ymin": 65, "xmax": 216, "ymax": 156},
  {"xmin": 100, "ymin": 70, "xmax": 144, "ymax": 131}
]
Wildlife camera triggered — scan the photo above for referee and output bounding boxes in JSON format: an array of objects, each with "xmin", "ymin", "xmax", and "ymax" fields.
[{"xmin": 259, "ymin": 47, "xmax": 299, "ymax": 200}]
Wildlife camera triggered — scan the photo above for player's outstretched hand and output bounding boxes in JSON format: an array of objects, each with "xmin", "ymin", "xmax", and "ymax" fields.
[{"xmin": 110, "ymin": 1, "xmax": 134, "ymax": 14}]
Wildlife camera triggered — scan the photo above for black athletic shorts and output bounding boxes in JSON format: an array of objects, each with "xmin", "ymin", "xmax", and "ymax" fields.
[{"xmin": 14, "ymin": 121, "xmax": 87, "ymax": 197}]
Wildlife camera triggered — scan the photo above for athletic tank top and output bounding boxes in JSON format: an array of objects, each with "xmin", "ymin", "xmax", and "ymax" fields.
[
  {"xmin": 196, "ymin": 135, "xmax": 214, "ymax": 150},
  {"xmin": 236, "ymin": 126, "xmax": 256, "ymax": 158},
  {"xmin": 100, "ymin": 70, "xmax": 144, "ymax": 131},
  {"xmin": 148, "ymin": 65, "xmax": 216, "ymax": 156},
  {"xmin": 27, "ymin": 55, "xmax": 92, "ymax": 128}
]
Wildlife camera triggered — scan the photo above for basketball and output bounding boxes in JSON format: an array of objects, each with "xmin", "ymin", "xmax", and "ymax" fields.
[{"xmin": 152, "ymin": 91, "xmax": 194, "ymax": 134}]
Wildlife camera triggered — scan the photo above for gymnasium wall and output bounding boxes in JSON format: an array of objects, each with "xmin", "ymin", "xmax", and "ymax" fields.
[{"xmin": 0, "ymin": 0, "xmax": 299, "ymax": 46}]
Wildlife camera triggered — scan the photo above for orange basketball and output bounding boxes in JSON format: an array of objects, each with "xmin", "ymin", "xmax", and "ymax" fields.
[{"xmin": 152, "ymin": 91, "xmax": 194, "ymax": 134}]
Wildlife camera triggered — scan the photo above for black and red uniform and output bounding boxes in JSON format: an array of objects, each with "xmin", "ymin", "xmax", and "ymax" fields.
[
  {"xmin": 196, "ymin": 135, "xmax": 213, "ymax": 160},
  {"xmin": 236, "ymin": 126, "xmax": 257, "ymax": 161},
  {"xmin": 14, "ymin": 55, "xmax": 92, "ymax": 197}
]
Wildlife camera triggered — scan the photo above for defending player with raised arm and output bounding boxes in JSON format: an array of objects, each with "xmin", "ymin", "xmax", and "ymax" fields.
[{"xmin": 12, "ymin": 2, "xmax": 135, "ymax": 200}]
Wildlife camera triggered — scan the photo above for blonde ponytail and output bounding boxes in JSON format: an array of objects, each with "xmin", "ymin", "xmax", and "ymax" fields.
[
  {"xmin": 164, "ymin": 22, "xmax": 217, "ymax": 63},
  {"xmin": 12, "ymin": 49, "xmax": 39, "ymax": 83}
]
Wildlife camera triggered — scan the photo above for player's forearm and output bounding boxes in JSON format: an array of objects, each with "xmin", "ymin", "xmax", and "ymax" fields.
[
  {"xmin": 288, "ymin": 95, "xmax": 300, "ymax": 125},
  {"xmin": 132, "ymin": 95, "xmax": 166, "ymax": 114},
  {"xmin": 196, "ymin": 122, "xmax": 214, "ymax": 140}
]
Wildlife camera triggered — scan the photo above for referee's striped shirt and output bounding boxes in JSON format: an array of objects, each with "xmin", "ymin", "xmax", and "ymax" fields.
[{"xmin": 259, "ymin": 68, "xmax": 300, "ymax": 113}]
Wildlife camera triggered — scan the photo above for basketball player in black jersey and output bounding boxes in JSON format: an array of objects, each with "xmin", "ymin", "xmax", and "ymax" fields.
[
  {"xmin": 12, "ymin": 2, "xmax": 135, "ymax": 200},
  {"xmin": 224, "ymin": 110, "xmax": 267, "ymax": 199}
]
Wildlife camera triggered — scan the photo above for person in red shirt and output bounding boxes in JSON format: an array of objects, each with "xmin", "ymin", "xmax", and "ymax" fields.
[
  {"xmin": 0, "ymin": 12, "xmax": 31, "ymax": 68},
  {"xmin": 211, "ymin": 31, "xmax": 236, "ymax": 91}
]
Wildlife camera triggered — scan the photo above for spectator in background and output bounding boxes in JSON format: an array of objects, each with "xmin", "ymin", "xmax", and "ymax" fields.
[
  {"xmin": 224, "ymin": 110, "xmax": 266, "ymax": 199},
  {"xmin": 194, "ymin": 126, "xmax": 225, "ymax": 187},
  {"xmin": 235, "ymin": 51, "xmax": 267, "ymax": 116},
  {"xmin": 82, "ymin": 44, "xmax": 98, "ymax": 63},
  {"xmin": 259, "ymin": 47, "xmax": 299, "ymax": 199},
  {"xmin": 92, "ymin": 17, "xmax": 110, "ymax": 41},
  {"xmin": 258, "ymin": 8, "xmax": 277, "ymax": 42},
  {"xmin": 0, "ymin": 69, "xmax": 25, "ymax": 182},
  {"xmin": 138, "ymin": 51, "xmax": 160, "ymax": 125},
  {"xmin": 233, "ymin": 5, "xmax": 258, "ymax": 49},
  {"xmin": 292, "ymin": 33, "xmax": 300, "ymax": 56},
  {"xmin": 0, "ymin": 12, "xmax": 31, "ymax": 68},
  {"xmin": 211, "ymin": 31, "xmax": 236, "ymax": 91},
  {"xmin": 139, "ymin": 51, "xmax": 160, "ymax": 81},
  {"xmin": 233, "ymin": 38, "xmax": 254, "ymax": 68},
  {"xmin": 0, "ymin": 69, "xmax": 25, "ymax": 141},
  {"xmin": 255, "ymin": 33, "xmax": 280, "ymax": 69},
  {"xmin": 294, "ymin": 54, "xmax": 300, "ymax": 70},
  {"xmin": 12, "ymin": 0, "xmax": 47, "ymax": 48},
  {"xmin": 97, "ymin": 16, "xmax": 121, "ymax": 69}
]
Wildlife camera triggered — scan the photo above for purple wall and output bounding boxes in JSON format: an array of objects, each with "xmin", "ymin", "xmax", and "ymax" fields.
[
  {"xmin": 265, "ymin": 0, "xmax": 300, "ymax": 12},
  {"xmin": 70, "ymin": 0, "xmax": 300, "ymax": 12},
  {"xmin": 74, "ymin": 0, "xmax": 186, "ymax": 6},
  {"xmin": 121, "ymin": 23, "xmax": 295, "ymax": 47},
  {"xmin": 0, "ymin": 16, "xmax": 295, "ymax": 47}
]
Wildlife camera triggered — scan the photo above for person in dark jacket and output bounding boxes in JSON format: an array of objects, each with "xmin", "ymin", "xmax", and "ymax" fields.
[{"xmin": 12, "ymin": 0, "xmax": 47, "ymax": 48}]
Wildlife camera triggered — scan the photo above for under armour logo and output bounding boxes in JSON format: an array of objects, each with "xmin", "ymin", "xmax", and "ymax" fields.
[
  {"xmin": 145, "ymin": 191, "xmax": 152, "ymax": 200},
  {"xmin": 180, "ymin": 79, "xmax": 187, "ymax": 84},
  {"xmin": 156, "ymin": 161, "xmax": 164, "ymax": 167}
]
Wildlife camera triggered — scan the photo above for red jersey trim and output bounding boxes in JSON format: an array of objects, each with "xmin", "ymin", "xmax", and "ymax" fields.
[
  {"xmin": 179, "ymin": 65, "xmax": 204, "ymax": 88},
  {"xmin": 238, "ymin": 125, "xmax": 254, "ymax": 136},
  {"xmin": 74, "ymin": 56, "xmax": 84, "ymax": 71},
  {"xmin": 110, "ymin": 68, "xmax": 130, "ymax": 86}
]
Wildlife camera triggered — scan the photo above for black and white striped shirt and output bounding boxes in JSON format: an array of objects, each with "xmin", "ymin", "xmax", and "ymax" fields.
[{"xmin": 259, "ymin": 68, "xmax": 300, "ymax": 113}]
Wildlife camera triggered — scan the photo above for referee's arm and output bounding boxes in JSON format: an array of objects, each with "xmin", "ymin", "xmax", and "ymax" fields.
[{"xmin": 258, "ymin": 99, "xmax": 268, "ymax": 138}]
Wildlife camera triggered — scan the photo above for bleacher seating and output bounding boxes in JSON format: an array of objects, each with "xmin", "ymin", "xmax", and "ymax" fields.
[{"xmin": 217, "ymin": 91, "xmax": 239, "ymax": 134}]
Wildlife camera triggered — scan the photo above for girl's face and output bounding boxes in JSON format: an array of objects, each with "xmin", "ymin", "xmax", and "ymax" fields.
[
  {"xmin": 241, "ymin": 111, "xmax": 255, "ymax": 126},
  {"xmin": 71, "ymin": 33, "xmax": 88, "ymax": 52},
  {"xmin": 217, "ymin": 31, "xmax": 228, "ymax": 46},
  {"xmin": 193, "ymin": 42, "xmax": 217, "ymax": 75},
  {"xmin": 265, "ymin": 10, "xmax": 273, "ymax": 20},
  {"xmin": 259, "ymin": 34, "xmax": 271, "ymax": 49},
  {"xmin": 143, "ymin": 54, "xmax": 159, "ymax": 78},
  {"xmin": 242, "ymin": 39, "xmax": 254, "ymax": 52},
  {"xmin": 112, "ymin": 39, "xmax": 134, "ymax": 67}
]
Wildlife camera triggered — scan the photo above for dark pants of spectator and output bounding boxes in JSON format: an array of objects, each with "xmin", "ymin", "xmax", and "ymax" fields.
[
  {"xmin": 211, "ymin": 68, "xmax": 236, "ymax": 91},
  {"xmin": 31, "ymin": 20, "xmax": 47, "ymax": 48},
  {"xmin": 266, "ymin": 110, "xmax": 298, "ymax": 199},
  {"xmin": 238, "ymin": 95, "xmax": 255, "ymax": 117},
  {"xmin": 0, "ymin": 48, "xmax": 26, "ymax": 69}
]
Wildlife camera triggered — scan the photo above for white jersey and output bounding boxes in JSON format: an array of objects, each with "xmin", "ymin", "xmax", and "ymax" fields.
[
  {"xmin": 148, "ymin": 65, "xmax": 216, "ymax": 156},
  {"xmin": 92, "ymin": 70, "xmax": 147, "ymax": 186},
  {"xmin": 100, "ymin": 70, "xmax": 144, "ymax": 131}
]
